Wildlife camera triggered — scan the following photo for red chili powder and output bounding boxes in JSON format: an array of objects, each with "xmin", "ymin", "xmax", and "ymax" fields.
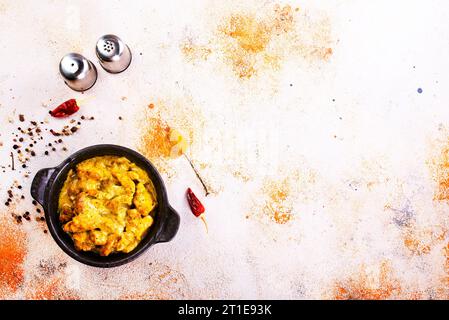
[
  {"xmin": 0, "ymin": 216, "xmax": 27, "ymax": 294},
  {"xmin": 26, "ymin": 277, "xmax": 79, "ymax": 300}
]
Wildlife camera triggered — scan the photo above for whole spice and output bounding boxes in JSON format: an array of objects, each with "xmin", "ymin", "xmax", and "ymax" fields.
[
  {"xmin": 10, "ymin": 152, "xmax": 14, "ymax": 171},
  {"xmin": 184, "ymin": 154, "xmax": 210, "ymax": 196},
  {"xmin": 3, "ymin": 113, "xmax": 92, "ymax": 213},
  {"xmin": 49, "ymin": 99, "xmax": 79, "ymax": 118},
  {"xmin": 186, "ymin": 188, "xmax": 208, "ymax": 233}
]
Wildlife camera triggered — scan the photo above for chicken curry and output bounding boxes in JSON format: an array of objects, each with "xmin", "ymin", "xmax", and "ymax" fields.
[{"xmin": 58, "ymin": 156, "xmax": 157, "ymax": 256}]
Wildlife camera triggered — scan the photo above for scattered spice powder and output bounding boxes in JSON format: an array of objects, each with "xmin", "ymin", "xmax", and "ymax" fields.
[
  {"xmin": 443, "ymin": 242, "xmax": 449, "ymax": 292},
  {"xmin": 140, "ymin": 117, "xmax": 173, "ymax": 159},
  {"xmin": 139, "ymin": 99, "xmax": 210, "ymax": 195},
  {"xmin": 183, "ymin": 4, "xmax": 333, "ymax": 79},
  {"xmin": 119, "ymin": 263, "xmax": 191, "ymax": 300},
  {"xmin": 403, "ymin": 226, "xmax": 447, "ymax": 256},
  {"xmin": 432, "ymin": 140, "xmax": 449, "ymax": 201},
  {"xmin": 219, "ymin": 12, "xmax": 274, "ymax": 78},
  {"xmin": 262, "ymin": 177, "xmax": 293, "ymax": 224},
  {"xmin": 26, "ymin": 277, "xmax": 79, "ymax": 300},
  {"xmin": 333, "ymin": 261, "xmax": 401, "ymax": 300},
  {"xmin": 181, "ymin": 39, "xmax": 212, "ymax": 62},
  {"xmin": 428, "ymin": 243, "xmax": 449, "ymax": 299},
  {"xmin": 139, "ymin": 114, "xmax": 190, "ymax": 161},
  {"xmin": 0, "ymin": 216, "xmax": 27, "ymax": 295}
]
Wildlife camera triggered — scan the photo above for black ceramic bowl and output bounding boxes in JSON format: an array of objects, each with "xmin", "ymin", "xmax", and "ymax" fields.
[{"xmin": 30, "ymin": 144, "xmax": 180, "ymax": 268}]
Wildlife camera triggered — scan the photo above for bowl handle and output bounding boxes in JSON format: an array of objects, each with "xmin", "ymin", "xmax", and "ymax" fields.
[
  {"xmin": 156, "ymin": 205, "xmax": 180, "ymax": 243},
  {"xmin": 31, "ymin": 167, "xmax": 56, "ymax": 206}
]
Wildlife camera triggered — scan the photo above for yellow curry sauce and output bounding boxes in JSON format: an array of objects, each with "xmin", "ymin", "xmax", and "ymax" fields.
[{"xmin": 58, "ymin": 156, "xmax": 157, "ymax": 256}]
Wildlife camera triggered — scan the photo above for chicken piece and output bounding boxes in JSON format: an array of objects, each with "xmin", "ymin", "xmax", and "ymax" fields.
[
  {"xmin": 74, "ymin": 193, "xmax": 109, "ymax": 216},
  {"xmin": 107, "ymin": 194, "xmax": 133, "ymax": 212},
  {"xmin": 133, "ymin": 182, "xmax": 156, "ymax": 215},
  {"xmin": 72, "ymin": 232, "xmax": 96, "ymax": 252},
  {"xmin": 134, "ymin": 215, "xmax": 154, "ymax": 240},
  {"xmin": 89, "ymin": 229, "xmax": 108, "ymax": 246},
  {"xmin": 112, "ymin": 169, "xmax": 136, "ymax": 195},
  {"xmin": 98, "ymin": 180, "xmax": 125, "ymax": 200},
  {"xmin": 64, "ymin": 194, "xmax": 107, "ymax": 232},
  {"xmin": 59, "ymin": 207, "xmax": 74, "ymax": 224},
  {"xmin": 58, "ymin": 181, "xmax": 74, "ymax": 222},
  {"xmin": 117, "ymin": 216, "xmax": 153, "ymax": 253},
  {"xmin": 76, "ymin": 159, "xmax": 103, "ymax": 180},
  {"xmin": 127, "ymin": 209, "xmax": 141, "ymax": 219},
  {"xmin": 98, "ymin": 235, "xmax": 119, "ymax": 256},
  {"xmin": 128, "ymin": 166, "xmax": 150, "ymax": 183},
  {"xmin": 77, "ymin": 178, "xmax": 100, "ymax": 197},
  {"xmin": 112, "ymin": 157, "xmax": 132, "ymax": 171},
  {"xmin": 115, "ymin": 232, "xmax": 136, "ymax": 252},
  {"xmin": 63, "ymin": 211, "xmax": 103, "ymax": 233}
]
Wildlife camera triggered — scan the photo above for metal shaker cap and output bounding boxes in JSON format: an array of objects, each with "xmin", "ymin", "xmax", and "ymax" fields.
[
  {"xmin": 96, "ymin": 34, "xmax": 132, "ymax": 73},
  {"xmin": 59, "ymin": 53, "xmax": 98, "ymax": 92}
]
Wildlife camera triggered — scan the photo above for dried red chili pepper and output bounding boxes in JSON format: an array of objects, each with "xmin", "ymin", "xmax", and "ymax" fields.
[
  {"xmin": 186, "ymin": 188, "xmax": 208, "ymax": 233},
  {"xmin": 187, "ymin": 188, "xmax": 205, "ymax": 216},
  {"xmin": 49, "ymin": 99, "xmax": 79, "ymax": 118}
]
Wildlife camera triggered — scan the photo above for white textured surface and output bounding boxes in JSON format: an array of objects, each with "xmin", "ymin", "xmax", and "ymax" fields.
[{"xmin": 1, "ymin": 0, "xmax": 449, "ymax": 299}]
